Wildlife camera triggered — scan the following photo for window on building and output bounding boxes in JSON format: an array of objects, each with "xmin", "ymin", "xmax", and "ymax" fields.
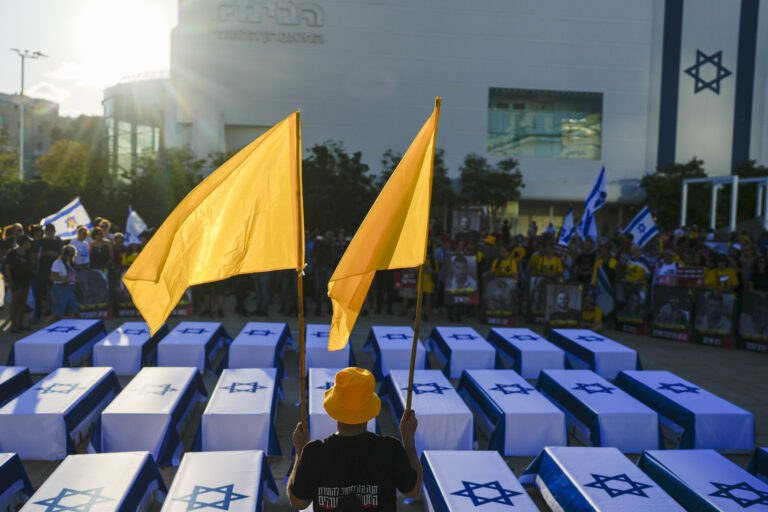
[{"xmin": 487, "ymin": 88, "xmax": 602, "ymax": 160}]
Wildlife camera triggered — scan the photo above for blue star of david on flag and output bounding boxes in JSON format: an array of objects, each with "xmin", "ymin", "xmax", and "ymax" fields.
[
  {"xmin": 222, "ymin": 381, "xmax": 268, "ymax": 393},
  {"xmin": 244, "ymin": 329, "xmax": 275, "ymax": 336},
  {"xmin": 490, "ymin": 383, "xmax": 534, "ymax": 395},
  {"xmin": 507, "ymin": 334, "xmax": 539, "ymax": 341},
  {"xmin": 584, "ymin": 473, "xmax": 653, "ymax": 498},
  {"xmin": 178, "ymin": 328, "xmax": 210, "ymax": 335},
  {"xmin": 46, "ymin": 325, "xmax": 80, "ymax": 333},
  {"xmin": 572, "ymin": 382, "xmax": 615, "ymax": 394},
  {"xmin": 172, "ymin": 484, "xmax": 248, "ymax": 510},
  {"xmin": 403, "ymin": 382, "xmax": 451, "ymax": 395},
  {"xmin": 34, "ymin": 487, "xmax": 114, "ymax": 511},
  {"xmin": 135, "ymin": 383, "xmax": 178, "ymax": 396},
  {"xmin": 575, "ymin": 335, "xmax": 605, "ymax": 342},
  {"xmin": 122, "ymin": 328, "xmax": 148, "ymax": 335},
  {"xmin": 451, "ymin": 480, "xmax": 521, "ymax": 506},
  {"xmin": 657, "ymin": 382, "xmax": 700, "ymax": 394},
  {"xmin": 382, "ymin": 333, "xmax": 409, "ymax": 340},
  {"xmin": 709, "ymin": 481, "xmax": 768, "ymax": 507},
  {"xmin": 449, "ymin": 334, "xmax": 478, "ymax": 340},
  {"xmin": 310, "ymin": 331, "xmax": 329, "ymax": 338},
  {"xmin": 685, "ymin": 50, "xmax": 732, "ymax": 94},
  {"xmin": 36, "ymin": 383, "xmax": 84, "ymax": 394},
  {"xmin": 317, "ymin": 382, "xmax": 334, "ymax": 390}
]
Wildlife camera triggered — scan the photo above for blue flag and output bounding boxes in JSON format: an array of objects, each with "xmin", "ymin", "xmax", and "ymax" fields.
[
  {"xmin": 558, "ymin": 207, "xmax": 575, "ymax": 246},
  {"xmin": 40, "ymin": 197, "xmax": 92, "ymax": 240},
  {"xmin": 125, "ymin": 206, "xmax": 148, "ymax": 246},
  {"xmin": 592, "ymin": 264, "xmax": 614, "ymax": 314},
  {"xmin": 623, "ymin": 206, "xmax": 658, "ymax": 248},
  {"xmin": 578, "ymin": 166, "xmax": 606, "ymax": 241}
]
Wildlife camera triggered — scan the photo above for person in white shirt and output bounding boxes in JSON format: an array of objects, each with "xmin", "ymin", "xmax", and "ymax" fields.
[
  {"xmin": 69, "ymin": 225, "xmax": 91, "ymax": 268},
  {"xmin": 655, "ymin": 249, "xmax": 679, "ymax": 285},
  {"xmin": 46, "ymin": 245, "xmax": 79, "ymax": 324}
]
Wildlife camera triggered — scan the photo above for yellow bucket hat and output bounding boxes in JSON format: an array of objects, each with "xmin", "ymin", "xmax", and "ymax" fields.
[{"xmin": 323, "ymin": 367, "xmax": 381, "ymax": 425}]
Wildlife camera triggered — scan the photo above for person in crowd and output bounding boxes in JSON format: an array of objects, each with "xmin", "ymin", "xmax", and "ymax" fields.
[
  {"xmin": 46, "ymin": 245, "xmax": 79, "ymax": 325},
  {"xmin": 623, "ymin": 245, "xmax": 650, "ymax": 283},
  {"xmin": 489, "ymin": 246, "xmax": 518, "ymax": 276},
  {"xmin": 4, "ymin": 234, "xmax": 34, "ymax": 332},
  {"xmin": 747, "ymin": 255, "xmax": 768, "ymax": 300},
  {"xmin": 122, "ymin": 242, "xmax": 140, "ymax": 267},
  {"xmin": 70, "ymin": 226, "xmax": 91, "ymax": 268},
  {"xmin": 250, "ymin": 271, "xmax": 273, "ymax": 317},
  {"xmin": 534, "ymin": 243, "xmax": 563, "ymax": 278},
  {"xmin": 420, "ymin": 243, "xmax": 438, "ymax": 320},
  {"xmin": 88, "ymin": 227, "xmax": 113, "ymax": 271},
  {"xmin": 311, "ymin": 232, "xmax": 335, "ymax": 315},
  {"xmin": 33, "ymin": 223, "xmax": 63, "ymax": 320},
  {"xmin": 705, "ymin": 254, "xmax": 739, "ymax": 294},
  {"xmin": 99, "ymin": 219, "xmax": 113, "ymax": 239},
  {"xmin": 581, "ymin": 293, "xmax": 603, "ymax": 331},
  {"xmin": 573, "ymin": 238, "xmax": 596, "ymax": 284},
  {"xmin": 655, "ymin": 249, "xmax": 679, "ymax": 286},
  {"xmin": 287, "ymin": 367, "xmax": 421, "ymax": 511}
]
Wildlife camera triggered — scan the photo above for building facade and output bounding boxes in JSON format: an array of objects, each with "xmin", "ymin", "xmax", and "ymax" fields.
[
  {"xmin": 104, "ymin": 0, "xmax": 768, "ymax": 232},
  {"xmin": 0, "ymin": 92, "xmax": 59, "ymax": 178}
]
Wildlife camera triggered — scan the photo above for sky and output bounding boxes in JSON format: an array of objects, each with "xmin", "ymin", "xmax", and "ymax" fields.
[{"xmin": 0, "ymin": 0, "xmax": 177, "ymax": 117}]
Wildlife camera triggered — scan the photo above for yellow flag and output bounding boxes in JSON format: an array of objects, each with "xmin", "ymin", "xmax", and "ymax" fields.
[
  {"xmin": 124, "ymin": 112, "xmax": 304, "ymax": 334},
  {"xmin": 327, "ymin": 99, "xmax": 441, "ymax": 350}
]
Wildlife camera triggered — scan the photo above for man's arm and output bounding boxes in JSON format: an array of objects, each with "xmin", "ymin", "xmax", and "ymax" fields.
[
  {"xmin": 286, "ymin": 421, "xmax": 313, "ymax": 510},
  {"xmin": 400, "ymin": 409, "xmax": 423, "ymax": 498}
]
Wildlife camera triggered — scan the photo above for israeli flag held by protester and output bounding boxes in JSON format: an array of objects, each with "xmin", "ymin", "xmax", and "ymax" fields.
[
  {"xmin": 592, "ymin": 264, "xmax": 615, "ymax": 315},
  {"xmin": 577, "ymin": 166, "xmax": 607, "ymax": 240},
  {"xmin": 40, "ymin": 197, "xmax": 92, "ymax": 239},
  {"xmin": 623, "ymin": 207, "xmax": 659, "ymax": 248},
  {"xmin": 558, "ymin": 207, "xmax": 575, "ymax": 246},
  {"xmin": 125, "ymin": 206, "xmax": 148, "ymax": 246}
]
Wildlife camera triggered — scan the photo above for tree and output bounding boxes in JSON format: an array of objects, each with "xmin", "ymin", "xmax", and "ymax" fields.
[
  {"xmin": 639, "ymin": 158, "xmax": 706, "ymax": 230},
  {"xmin": 34, "ymin": 140, "xmax": 90, "ymax": 189},
  {"xmin": 0, "ymin": 128, "xmax": 19, "ymax": 184},
  {"xmin": 459, "ymin": 153, "xmax": 524, "ymax": 228},
  {"xmin": 732, "ymin": 160, "xmax": 768, "ymax": 224}
]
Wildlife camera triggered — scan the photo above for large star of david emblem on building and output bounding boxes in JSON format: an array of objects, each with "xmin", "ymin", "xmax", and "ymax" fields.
[
  {"xmin": 449, "ymin": 334, "xmax": 479, "ymax": 341},
  {"xmin": 122, "ymin": 328, "xmax": 148, "ymax": 336},
  {"xmin": 317, "ymin": 381, "xmax": 334, "ymax": 390},
  {"xmin": 172, "ymin": 484, "xmax": 248, "ymax": 510},
  {"xmin": 684, "ymin": 50, "xmax": 732, "ymax": 94},
  {"xmin": 382, "ymin": 333, "xmax": 409, "ymax": 340},
  {"xmin": 451, "ymin": 480, "xmax": 521, "ymax": 506},
  {"xmin": 221, "ymin": 381, "xmax": 267, "ymax": 393},
  {"xmin": 403, "ymin": 382, "xmax": 451, "ymax": 395},
  {"xmin": 36, "ymin": 383, "xmax": 84, "ymax": 394},
  {"xmin": 178, "ymin": 327, "xmax": 210, "ymax": 335},
  {"xmin": 584, "ymin": 473, "xmax": 653, "ymax": 498},
  {"xmin": 244, "ymin": 329, "xmax": 275, "ymax": 336},
  {"xmin": 46, "ymin": 325, "xmax": 80, "ymax": 334},
  {"xmin": 575, "ymin": 335, "xmax": 605, "ymax": 342},
  {"xmin": 33, "ymin": 487, "xmax": 114, "ymax": 511},
  {"xmin": 489, "ymin": 383, "xmax": 534, "ymax": 395},
  {"xmin": 709, "ymin": 481, "xmax": 768, "ymax": 507},
  {"xmin": 507, "ymin": 334, "xmax": 539, "ymax": 341},
  {"xmin": 657, "ymin": 382, "xmax": 700, "ymax": 394},
  {"xmin": 572, "ymin": 382, "xmax": 615, "ymax": 394},
  {"xmin": 135, "ymin": 383, "xmax": 178, "ymax": 396}
]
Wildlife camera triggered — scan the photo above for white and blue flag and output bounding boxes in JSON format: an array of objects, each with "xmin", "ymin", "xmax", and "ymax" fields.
[
  {"xmin": 592, "ymin": 265, "xmax": 614, "ymax": 315},
  {"xmin": 623, "ymin": 206, "xmax": 658, "ymax": 248},
  {"xmin": 124, "ymin": 206, "xmax": 148, "ymax": 246},
  {"xmin": 40, "ymin": 197, "xmax": 92, "ymax": 240},
  {"xmin": 577, "ymin": 166, "xmax": 607, "ymax": 241},
  {"xmin": 558, "ymin": 207, "xmax": 575, "ymax": 246}
]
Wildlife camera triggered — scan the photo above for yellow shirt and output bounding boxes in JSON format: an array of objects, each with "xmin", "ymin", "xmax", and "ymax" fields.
[
  {"xmin": 122, "ymin": 252, "xmax": 138, "ymax": 267},
  {"xmin": 537, "ymin": 255, "xmax": 562, "ymax": 276},
  {"xmin": 582, "ymin": 306, "xmax": 603, "ymax": 325},
  {"xmin": 491, "ymin": 256, "xmax": 518, "ymax": 276},
  {"xmin": 625, "ymin": 259, "xmax": 649, "ymax": 282},
  {"xmin": 705, "ymin": 268, "xmax": 739, "ymax": 289},
  {"xmin": 597, "ymin": 257, "xmax": 617, "ymax": 269}
]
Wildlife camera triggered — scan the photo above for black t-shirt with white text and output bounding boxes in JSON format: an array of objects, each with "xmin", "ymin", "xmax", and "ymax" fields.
[{"xmin": 291, "ymin": 432, "xmax": 416, "ymax": 511}]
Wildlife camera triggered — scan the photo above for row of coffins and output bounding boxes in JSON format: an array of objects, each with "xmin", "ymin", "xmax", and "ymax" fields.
[
  {"xmin": 3, "ymin": 446, "xmax": 768, "ymax": 511},
  {"xmin": 0, "ymin": 450, "xmax": 277, "ymax": 512}
]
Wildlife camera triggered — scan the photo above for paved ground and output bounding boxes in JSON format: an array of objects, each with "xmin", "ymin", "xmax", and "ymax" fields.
[{"xmin": 1, "ymin": 305, "xmax": 766, "ymax": 511}]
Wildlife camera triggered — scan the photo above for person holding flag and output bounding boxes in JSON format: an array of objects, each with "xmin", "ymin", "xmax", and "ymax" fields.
[{"xmin": 622, "ymin": 206, "xmax": 659, "ymax": 248}]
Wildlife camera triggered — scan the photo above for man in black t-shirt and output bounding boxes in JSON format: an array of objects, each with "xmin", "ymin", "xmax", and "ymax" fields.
[
  {"xmin": 288, "ymin": 367, "xmax": 422, "ymax": 511},
  {"xmin": 33, "ymin": 224, "xmax": 63, "ymax": 319},
  {"xmin": 5, "ymin": 235, "xmax": 34, "ymax": 332}
]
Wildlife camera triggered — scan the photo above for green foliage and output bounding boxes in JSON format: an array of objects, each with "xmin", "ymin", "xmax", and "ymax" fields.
[
  {"xmin": 459, "ymin": 153, "xmax": 524, "ymax": 221},
  {"xmin": 34, "ymin": 140, "xmax": 90, "ymax": 189},
  {"xmin": 733, "ymin": 160, "xmax": 768, "ymax": 223},
  {"xmin": 302, "ymin": 141, "xmax": 377, "ymax": 232},
  {"xmin": 639, "ymin": 158, "xmax": 707, "ymax": 229}
]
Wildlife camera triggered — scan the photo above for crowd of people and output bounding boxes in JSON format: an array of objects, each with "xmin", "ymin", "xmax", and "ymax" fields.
[{"xmin": 2, "ymin": 212, "xmax": 768, "ymax": 337}]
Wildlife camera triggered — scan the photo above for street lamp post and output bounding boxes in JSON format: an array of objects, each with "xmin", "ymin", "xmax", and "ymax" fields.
[{"xmin": 9, "ymin": 48, "xmax": 47, "ymax": 180}]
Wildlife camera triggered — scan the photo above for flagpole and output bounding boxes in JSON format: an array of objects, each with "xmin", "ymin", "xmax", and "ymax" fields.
[
  {"xmin": 294, "ymin": 110, "xmax": 308, "ymax": 424},
  {"xmin": 406, "ymin": 97, "xmax": 441, "ymax": 410}
]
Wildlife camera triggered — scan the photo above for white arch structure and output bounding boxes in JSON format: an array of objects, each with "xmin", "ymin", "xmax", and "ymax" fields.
[{"xmin": 681, "ymin": 176, "xmax": 768, "ymax": 232}]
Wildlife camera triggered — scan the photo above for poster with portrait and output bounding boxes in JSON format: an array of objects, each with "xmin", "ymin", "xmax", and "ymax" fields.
[
  {"xmin": 693, "ymin": 290, "xmax": 735, "ymax": 348},
  {"xmin": 114, "ymin": 268, "xmax": 193, "ymax": 317},
  {"xmin": 74, "ymin": 269, "xmax": 112, "ymax": 318},
  {"xmin": 545, "ymin": 283, "xmax": 582, "ymax": 327},
  {"xmin": 527, "ymin": 276, "xmax": 548, "ymax": 323},
  {"xmin": 443, "ymin": 254, "xmax": 479, "ymax": 305},
  {"xmin": 615, "ymin": 282, "xmax": 648, "ymax": 334},
  {"xmin": 651, "ymin": 286, "xmax": 694, "ymax": 342},
  {"xmin": 481, "ymin": 275, "xmax": 518, "ymax": 326},
  {"xmin": 451, "ymin": 209, "xmax": 483, "ymax": 240},
  {"xmin": 738, "ymin": 292, "xmax": 768, "ymax": 353}
]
